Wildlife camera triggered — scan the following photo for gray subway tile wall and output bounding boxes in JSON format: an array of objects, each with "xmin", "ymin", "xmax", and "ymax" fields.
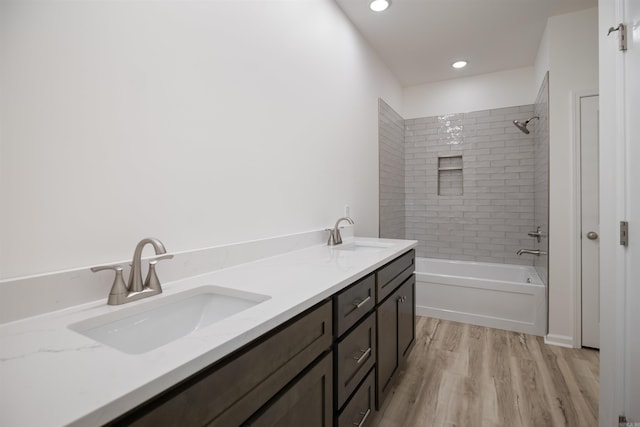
[
  {"xmin": 405, "ymin": 105, "xmax": 536, "ymax": 265},
  {"xmin": 379, "ymin": 99, "xmax": 405, "ymax": 239},
  {"xmin": 379, "ymin": 100, "xmax": 549, "ymax": 266}
]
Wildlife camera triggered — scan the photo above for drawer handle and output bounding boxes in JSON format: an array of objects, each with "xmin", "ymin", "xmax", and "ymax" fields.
[
  {"xmin": 352, "ymin": 347, "xmax": 372, "ymax": 364},
  {"xmin": 353, "ymin": 408, "xmax": 371, "ymax": 427},
  {"xmin": 353, "ymin": 295, "xmax": 371, "ymax": 309}
]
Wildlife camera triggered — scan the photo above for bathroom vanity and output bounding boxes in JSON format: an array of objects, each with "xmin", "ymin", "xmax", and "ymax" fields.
[
  {"xmin": 109, "ymin": 250, "xmax": 415, "ymax": 427},
  {"xmin": 0, "ymin": 236, "xmax": 416, "ymax": 426}
]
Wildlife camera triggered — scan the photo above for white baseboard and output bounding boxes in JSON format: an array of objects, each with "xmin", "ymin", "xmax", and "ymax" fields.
[{"xmin": 544, "ymin": 334, "xmax": 575, "ymax": 348}]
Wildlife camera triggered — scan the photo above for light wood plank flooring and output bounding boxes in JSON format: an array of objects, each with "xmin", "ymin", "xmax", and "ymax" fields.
[{"xmin": 370, "ymin": 317, "xmax": 599, "ymax": 427}]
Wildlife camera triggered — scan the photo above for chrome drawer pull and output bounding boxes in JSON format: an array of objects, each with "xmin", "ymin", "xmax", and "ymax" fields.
[
  {"xmin": 353, "ymin": 408, "xmax": 371, "ymax": 427},
  {"xmin": 353, "ymin": 347, "xmax": 372, "ymax": 364},
  {"xmin": 353, "ymin": 295, "xmax": 371, "ymax": 309}
]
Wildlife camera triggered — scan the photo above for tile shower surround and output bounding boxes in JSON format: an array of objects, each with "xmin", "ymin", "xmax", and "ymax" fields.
[
  {"xmin": 379, "ymin": 99, "xmax": 406, "ymax": 240},
  {"xmin": 534, "ymin": 73, "xmax": 550, "ymax": 285},
  {"xmin": 379, "ymin": 101, "xmax": 545, "ymax": 266}
]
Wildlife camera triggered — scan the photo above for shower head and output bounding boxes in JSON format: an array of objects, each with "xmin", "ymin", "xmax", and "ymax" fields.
[{"xmin": 513, "ymin": 116, "xmax": 539, "ymax": 134}]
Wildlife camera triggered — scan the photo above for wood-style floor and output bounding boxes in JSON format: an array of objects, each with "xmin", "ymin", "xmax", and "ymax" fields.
[{"xmin": 370, "ymin": 317, "xmax": 599, "ymax": 427}]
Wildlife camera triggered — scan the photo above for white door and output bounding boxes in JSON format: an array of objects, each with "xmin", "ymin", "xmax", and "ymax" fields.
[
  {"xmin": 580, "ymin": 95, "xmax": 600, "ymax": 349},
  {"xmin": 599, "ymin": 0, "xmax": 640, "ymax": 424}
]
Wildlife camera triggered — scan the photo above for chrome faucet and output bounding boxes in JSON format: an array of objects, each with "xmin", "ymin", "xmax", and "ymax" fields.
[
  {"xmin": 516, "ymin": 249, "xmax": 547, "ymax": 256},
  {"xmin": 327, "ymin": 217, "xmax": 354, "ymax": 246},
  {"xmin": 91, "ymin": 237, "xmax": 173, "ymax": 305}
]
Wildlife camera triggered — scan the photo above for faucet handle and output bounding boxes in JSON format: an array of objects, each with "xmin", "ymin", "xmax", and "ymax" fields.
[
  {"xmin": 90, "ymin": 264, "xmax": 129, "ymax": 305},
  {"xmin": 144, "ymin": 255, "xmax": 173, "ymax": 292}
]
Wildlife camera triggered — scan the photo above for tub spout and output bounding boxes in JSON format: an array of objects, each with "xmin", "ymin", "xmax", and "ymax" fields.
[{"xmin": 516, "ymin": 249, "xmax": 548, "ymax": 256}]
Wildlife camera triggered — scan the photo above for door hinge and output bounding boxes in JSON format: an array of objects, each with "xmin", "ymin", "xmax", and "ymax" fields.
[
  {"xmin": 608, "ymin": 23, "xmax": 628, "ymax": 51},
  {"xmin": 620, "ymin": 221, "xmax": 629, "ymax": 246}
]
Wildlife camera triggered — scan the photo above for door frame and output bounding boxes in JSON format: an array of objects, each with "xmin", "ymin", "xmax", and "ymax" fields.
[{"xmin": 572, "ymin": 89, "xmax": 599, "ymax": 349}]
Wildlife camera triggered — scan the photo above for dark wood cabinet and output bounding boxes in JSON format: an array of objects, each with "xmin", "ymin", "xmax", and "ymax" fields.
[
  {"xmin": 376, "ymin": 250, "xmax": 414, "ymax": 303},
  {"xmin": 109, "ymin": 301, "xmax": 332, "ymax": 427},
  {"xmin": 397, "ymin": 276, "xmax": 416, "ymax": 362},
  {"xmin": 245, "ymin": 353, "xmax": 333, "ymax": 427},
  {"xmin": 334, "ymin": 274, "xmax": 375, "ymax": 337},
  {"xmin": 106, "ymin": 248, "xmax": 415, "ymax": 427},
  {"xmin": 376, "ymin": 289, "xmax": 399, "ymax": 405},
  {"xmin": 335, "ymin": 312, "xmax": 376, "ymax": 408},
  {"xmin": 375, "ymin": 251, "xmax": 416, "ymax": 409},
  {"xmin": 337, "ymin": 368, "xmax": 375, "ymax": 427}
]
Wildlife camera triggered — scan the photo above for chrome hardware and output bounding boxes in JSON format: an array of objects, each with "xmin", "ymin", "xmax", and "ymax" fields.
[
  {"xmin": 528, "ymin": 226, "xmax": 544, "ymax": 243},
  {"xmin": 352, "ymin": 347, "xmax": 372, "ymax": 364},
  {"xmin": 327, "ymin": 216, "xmax": 354, "ymax": 246},
  {"xmin": 586, "ymin": 231, "xmax": 599, "ymax": 240},
  {"xmin": 91, "ymin": 238, "xmax": 173, "ymax": 305},
  {"xmin": 620, "ymin": 221, "xmax": 629, "ymax": 246},
  {"xmin": 353, "ymin": 408, "xmax": 371, "ymax": 427},
  {"xmin": 516, "ymin": 249, "xmax": 547, "ymax": 256},
  {"xmin": 353, "ymin": 295, "xmax": 371, "ymax": 309},
  {"xmin": 607, "ymin": 23, "xmax": 627, "ymax": 51}
]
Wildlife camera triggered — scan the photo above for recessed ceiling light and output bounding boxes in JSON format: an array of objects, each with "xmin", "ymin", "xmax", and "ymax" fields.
[
  {"xmin": 452, "ymin": 60, "xmax": 468, "ymax": 69},
  {"xmin": 370, "ymin": 0, "xmax": 390, "ymax": 12}
]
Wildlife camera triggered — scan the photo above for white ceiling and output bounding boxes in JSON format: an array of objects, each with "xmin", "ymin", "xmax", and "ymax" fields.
[{"xmin": 335, "ymin": 0, "xmax": 597, "ymax": 87}]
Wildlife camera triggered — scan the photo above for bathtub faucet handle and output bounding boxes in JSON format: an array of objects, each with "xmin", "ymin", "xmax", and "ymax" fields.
[{"xmin": 527, "ymin": 226, "xmax": 544, "ymax": 243}]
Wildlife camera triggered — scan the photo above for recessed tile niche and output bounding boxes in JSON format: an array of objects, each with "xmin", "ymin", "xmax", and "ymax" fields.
[{"xmin": 437, "ymin": 155, "xmax": 463, "ymax": 196}]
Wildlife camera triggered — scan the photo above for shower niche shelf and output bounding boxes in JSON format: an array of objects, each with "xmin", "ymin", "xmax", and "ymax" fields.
[{"xmin": 438, "ymin": 155, "xmax": 463, "ymax": 196}]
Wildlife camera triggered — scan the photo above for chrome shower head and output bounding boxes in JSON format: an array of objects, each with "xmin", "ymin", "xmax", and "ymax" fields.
[
  {"xmin": 513, "ymin": 120, "xmax": 531, "ymax": 134},
  {"xmin": 513, "ymin": 116, "xmax": 539, "ymax": 134}
]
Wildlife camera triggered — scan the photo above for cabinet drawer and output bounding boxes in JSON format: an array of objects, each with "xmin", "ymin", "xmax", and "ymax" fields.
[
  {"xmin": 376, "ymin": 250, "xmax": 415, "ymax": 303},
  {"xmin": 338, "ymin": 368, "xmax": 375, "ymax": 427},
  {"xmin": 334, "ymin": 274, "xmax": 375, "ymax": 337},
  {"xmin": 115, "ymin": 301, "xmax": 332, "ymax": 427},
  {"xmin": 245, "ymin": 353, "xmax": 333, "ymax": 427},
  {"xmin": 336, "ymin": 312, "xmax": 376, "ymax": 408}
]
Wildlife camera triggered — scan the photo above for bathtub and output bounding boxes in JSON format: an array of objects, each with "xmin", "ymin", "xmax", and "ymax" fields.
[{"xmin": 415, "ymin": 258, "xmax": 547, "ymax": 336}]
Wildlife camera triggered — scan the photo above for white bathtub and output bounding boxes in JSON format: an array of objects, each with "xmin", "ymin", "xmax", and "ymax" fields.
[{"xmin": 415, "ymin": 258, "xmax": 547, "ymax": 336}]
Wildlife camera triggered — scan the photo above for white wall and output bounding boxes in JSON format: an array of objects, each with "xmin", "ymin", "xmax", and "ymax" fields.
[
  {"xmin": 402, "ymin": 67, "xmax": 536, "ymax": 119},
  {"xmin": 0, "ymin": 0, "xmax": 402, "ymax": 279},
  {"xmin": 534, "ymin": 24, "xmax": 550, "ymax": 91},
  {"xmin": 545, "ymin": 7, "xmax": 599, "ymax": 344}
]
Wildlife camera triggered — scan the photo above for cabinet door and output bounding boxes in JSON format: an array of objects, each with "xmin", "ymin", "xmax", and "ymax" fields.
[
  {"xmin": 397, "ymin": 276, "xmax": 415, "ymax": 364},
  {"xmin": 245, "ymin": 353, "xmax": 333, "ymax": 427},
  {"xmin": 376, "ymin": 291, "xmax": 398, "ymax": 408}
]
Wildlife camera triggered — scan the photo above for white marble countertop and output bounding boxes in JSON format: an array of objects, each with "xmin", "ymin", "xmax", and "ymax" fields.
[{"xmin": 0, "ymin": 237, "xmax": 416, "ymax": 427}]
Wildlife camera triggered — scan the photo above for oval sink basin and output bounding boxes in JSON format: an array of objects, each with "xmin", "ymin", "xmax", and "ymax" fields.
[{"xmin": 69, "ymin": 286, "xmax": 270, "ymax": 354}]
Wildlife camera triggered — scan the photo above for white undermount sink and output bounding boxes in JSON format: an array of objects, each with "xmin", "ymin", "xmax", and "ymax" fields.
[
  {"xmin": 69, "ymin": 285, "xmax": 270, "ymax": 354},
  {"xmin": 333, "ymin": 241, "xmax": 394, "ymax": 252}
]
